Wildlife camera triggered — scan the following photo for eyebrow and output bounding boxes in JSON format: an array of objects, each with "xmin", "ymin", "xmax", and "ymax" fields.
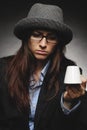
[{"xmin": 33, "ymin": 30, "xmax": 57, "ymax": 35}]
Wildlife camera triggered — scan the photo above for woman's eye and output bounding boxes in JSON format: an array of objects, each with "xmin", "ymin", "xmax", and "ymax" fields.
[
  {"xmin": 48, "ymin": 35, "xmax": 57, "ymax": 40},
  {"xmin": 32, "ymin": 32, "xmax": 41, "ymax": 37}
]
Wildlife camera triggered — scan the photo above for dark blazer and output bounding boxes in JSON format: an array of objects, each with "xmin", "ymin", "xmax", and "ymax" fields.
[{"xmin": 0, "ymin": 56, "xmax": 87, "ymax": 130}]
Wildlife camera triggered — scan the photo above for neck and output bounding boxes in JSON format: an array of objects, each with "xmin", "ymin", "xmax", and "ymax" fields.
[{"xmin": 33, "ymin": 59, "xmax": 48, "ymax": 81}]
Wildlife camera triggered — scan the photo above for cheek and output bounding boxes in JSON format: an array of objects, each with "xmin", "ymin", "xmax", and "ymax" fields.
[
  {"xmin": 28, "ymin": 42, "xmax": 39, "ymax": 56},
  {"xmin": 48, "ymin": 45, "xmax": 56, "ymax": 54},
  {"xmin": 28, "ymin": 41, "xmax": 34, "ymax": 51}
]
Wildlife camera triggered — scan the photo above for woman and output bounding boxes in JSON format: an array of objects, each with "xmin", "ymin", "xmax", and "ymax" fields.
[{"xmin": 0, "ymin": 3, "xmax": 87, "ymax": 130}]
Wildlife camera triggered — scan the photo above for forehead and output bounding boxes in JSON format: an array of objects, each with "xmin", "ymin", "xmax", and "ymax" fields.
[{"xmin": 32, "ymin": 29, "xmax": 57, "ymax": 35}]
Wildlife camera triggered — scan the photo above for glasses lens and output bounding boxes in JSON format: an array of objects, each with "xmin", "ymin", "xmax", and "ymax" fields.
[
  {"xmin": 31, "ymin": 32, "xmax": 42, "ymax": 41},
  {"xmin": 47, "ymin": 35, "xmax": 57, "ymax": 44}
]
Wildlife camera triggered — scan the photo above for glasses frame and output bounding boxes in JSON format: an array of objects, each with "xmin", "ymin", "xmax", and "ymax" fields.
[{"xmin": 30, "ymin": 31, "xmax": 58, "ymax": 45}]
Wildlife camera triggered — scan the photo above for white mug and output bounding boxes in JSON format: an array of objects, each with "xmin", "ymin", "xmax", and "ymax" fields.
[{"xmin": 64, "ymin": 66, "xmax": 82, "ymax": 84}]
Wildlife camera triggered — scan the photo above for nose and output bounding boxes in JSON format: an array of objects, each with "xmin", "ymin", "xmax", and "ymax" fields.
[{"xmin": 39, "ymin": 37, "xmax": 47, "ymax": 48}]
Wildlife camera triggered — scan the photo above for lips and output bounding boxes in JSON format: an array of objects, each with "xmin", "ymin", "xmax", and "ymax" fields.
[{"xmin": 35, "ymin": 50, "xmax": 48, "ymax": 55}]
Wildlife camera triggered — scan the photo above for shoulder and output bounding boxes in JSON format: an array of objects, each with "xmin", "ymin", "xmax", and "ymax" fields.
[
  {"xmin": 0, "ymin": 55, "xmax": 14, "ymax": 66},
  {"xmin": 58, "ymin": 55, "xmax": 76, "ymax": 85},
  {"xmin": 60, "ymin": 55, "xmax": 76, "ymax": 72},
  {"xmin": 61, "ymin": 55, "xmax": 76, "ymax": 66},
  {"xmin": 0, "ymin": 55, "xmax": 14, "ymax": 76}
]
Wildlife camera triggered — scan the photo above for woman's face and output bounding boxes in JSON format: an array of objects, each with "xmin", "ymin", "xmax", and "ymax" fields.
[{"xmin": 28, "ymin": 30, "xmax": 58, "ymax": 60}]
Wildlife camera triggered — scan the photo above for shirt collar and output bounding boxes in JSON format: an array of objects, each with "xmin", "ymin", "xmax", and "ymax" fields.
[
  {"xmin": 30, "ymin": 60, "xmax": 50, "ymax": 88},
  {"xmin": 40, "ymin": 60, "xmax": 50, "ymax": 80}
]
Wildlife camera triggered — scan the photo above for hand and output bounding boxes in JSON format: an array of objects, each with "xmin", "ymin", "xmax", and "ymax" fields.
[{"xmin": 63, "ymin": 75, "xmax": 87, "ymax": 109}]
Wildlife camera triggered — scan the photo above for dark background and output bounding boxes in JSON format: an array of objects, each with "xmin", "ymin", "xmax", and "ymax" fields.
[
  {"xmin": 0, "ymin": 0, "xmax": 87, "ymax": 76},
  {"xmin": 0, "ymin": 0, "xmax": 87, "ymax": 24}
]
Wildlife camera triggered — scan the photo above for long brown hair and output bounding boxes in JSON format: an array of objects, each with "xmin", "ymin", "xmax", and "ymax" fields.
[{"xmin": 6, "ymin": 39, "xmax": 64, "ymax": 110}]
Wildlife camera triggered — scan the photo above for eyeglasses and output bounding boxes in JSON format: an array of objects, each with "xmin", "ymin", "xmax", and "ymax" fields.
[{"xmin": 30, "ymin": 31, "xmax": 58, "ymax": 44}]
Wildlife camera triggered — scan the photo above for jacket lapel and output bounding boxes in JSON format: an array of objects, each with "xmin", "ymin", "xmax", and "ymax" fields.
[{"xmin": 34, "ymin": 84, "xmax": 48, "ymax": 126}]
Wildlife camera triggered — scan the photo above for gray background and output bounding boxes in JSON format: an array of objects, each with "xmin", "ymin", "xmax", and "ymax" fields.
[{"xmin": 0, "ymin": 0, "xmax": 87, "ymax": 76}]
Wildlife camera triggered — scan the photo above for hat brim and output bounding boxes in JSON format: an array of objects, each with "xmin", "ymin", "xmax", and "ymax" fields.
[{"xmin": 14, "ymin": 18, "xmax": 73, "ymax": 45}]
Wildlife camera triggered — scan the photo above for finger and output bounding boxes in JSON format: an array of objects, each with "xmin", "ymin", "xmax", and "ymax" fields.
[
  {"xmin": 81, "ymin": 75, "xmax": 87, "ymax": 82},
  {"xmin": 66, "ymin": 86, "xmax": 85, "ymax": 99}
]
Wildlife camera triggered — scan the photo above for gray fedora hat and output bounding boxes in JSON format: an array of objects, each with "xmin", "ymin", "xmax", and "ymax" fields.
[{"xmin": 14, "ymin": 3, "xmax": 73, "ymax": 45}]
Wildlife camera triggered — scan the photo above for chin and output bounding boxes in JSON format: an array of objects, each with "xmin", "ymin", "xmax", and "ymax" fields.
[{"xmin": 35, "ymin": 55, "xmax": 48, "ymax": 60}]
